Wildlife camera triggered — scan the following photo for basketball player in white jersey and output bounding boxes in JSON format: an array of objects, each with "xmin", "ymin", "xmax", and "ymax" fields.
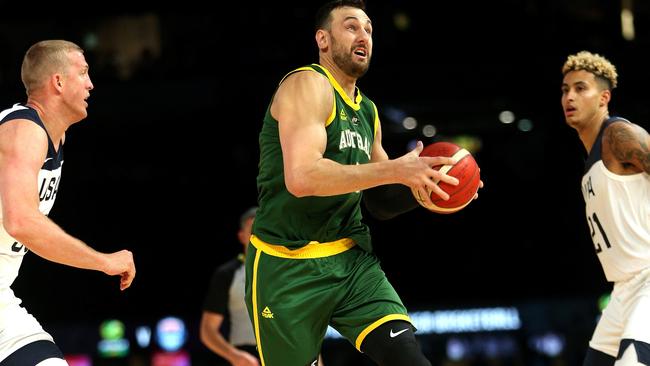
[
  {"xmin": 561, "ymin": 51, "xmax": 650, "ymax": 366},
  {"xmin": 0, "ymin": 40, "xmax": 136, "ymax": 365}
]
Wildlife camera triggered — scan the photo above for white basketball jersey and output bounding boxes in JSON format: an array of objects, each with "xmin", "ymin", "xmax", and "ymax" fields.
[
  {"xmin": 581, "ymin": 117, "xmax": 650, "ymax": 282},
  {"xmin": 0, "ymin": 104, "xmax": 64, "ymax": 306}
]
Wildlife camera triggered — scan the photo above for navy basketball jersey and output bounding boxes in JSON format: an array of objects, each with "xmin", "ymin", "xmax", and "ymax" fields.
[
  {"xmin": 0, "ymin": 104, "xmax": 64, "ymax": 305},
  {"xmin": 582, "ymin": 117, "xmax": 650, "ymax": 282}
]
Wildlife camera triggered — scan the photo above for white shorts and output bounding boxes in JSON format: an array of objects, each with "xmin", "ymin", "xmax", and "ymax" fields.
[
  {"xmin": 589, "ymin": 267, "xmax": 650, "ymax": 358},
  {"xmin": 0, "ymin": 300, "xmax": 55, "ymax": 362}
]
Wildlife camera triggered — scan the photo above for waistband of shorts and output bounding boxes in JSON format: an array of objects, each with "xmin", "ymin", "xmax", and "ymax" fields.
[{"xmin": 249, "ymin": 235, "xmax": 356, "ymax": 259}]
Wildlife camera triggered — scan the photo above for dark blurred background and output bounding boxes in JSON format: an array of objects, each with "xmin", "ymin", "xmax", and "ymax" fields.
[{"xmin": 1, "ymin": 1, "xmax": 648, "ymax": 365}]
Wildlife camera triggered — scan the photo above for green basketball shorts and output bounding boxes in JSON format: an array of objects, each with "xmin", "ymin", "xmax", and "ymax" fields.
[{"xmin": 244, "ymin": 235, "xmax": 411, "ymax": 366}]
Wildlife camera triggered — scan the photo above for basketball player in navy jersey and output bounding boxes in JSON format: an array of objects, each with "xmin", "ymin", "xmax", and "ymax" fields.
[
  {"xmin": 561, "ymin": 51, "xmax": 650, "ymax": 366},
  {"xmin": 0, "ymin": 40, "xmax": 136, "ymax": 365}
]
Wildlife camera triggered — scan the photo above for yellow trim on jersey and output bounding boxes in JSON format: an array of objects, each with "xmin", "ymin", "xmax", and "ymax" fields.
[
  {"xmin": 279, "ymin": 66, "xmax": 338, "ymax": 127},
  {"xmin": 278, "ymin": 66, "xmax": 313, "ymax": 85},
  {"xmin": 251, "ymin": 248, "xmax": 266, "ymax": 366},
  {"xmin": 250, "ymin": 234, "xmax": 356, "ymax": 259},
  {"xmin": 312, "ymin": 64, "xmax": 362, "ymax": 111},
  {"xmin": 372, "ymin": 102, "xmax": 379, "ymax": 138},
  {"xmin": 355, "ymin": 314, "xmax": 412, "ymax": 351},
  {"xmin": 325, "ymin": 95, "xmax": 337, "ymax": 127}
]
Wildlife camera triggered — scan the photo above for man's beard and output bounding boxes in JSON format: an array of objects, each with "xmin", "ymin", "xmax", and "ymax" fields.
[{"xmin": 331, "ymin": 36, "xmax": 370, "ymax": 78}]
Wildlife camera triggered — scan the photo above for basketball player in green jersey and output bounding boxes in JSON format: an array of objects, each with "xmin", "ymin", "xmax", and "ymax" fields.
[{"xmin": 245, "ymin": 1, "xmax": 477, "ymax": 365}]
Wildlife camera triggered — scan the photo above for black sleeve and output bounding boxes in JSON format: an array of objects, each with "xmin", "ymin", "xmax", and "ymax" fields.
[
  {"xmin": 362, "ymin": 184, "xmax": 420, "ymax": 220},
  {"xmin": 202, "ymin": 259, "xmax": 238, "ymax": 315}
]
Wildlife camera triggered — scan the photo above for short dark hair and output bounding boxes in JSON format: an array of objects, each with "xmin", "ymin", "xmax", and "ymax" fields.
[
  {"xmin": 239, "ymin": 206, "xmax": 257, "ymax": 229},
  {"xmin": 315, "ymin": 0, "xmax": 366, "ymax": 31}
]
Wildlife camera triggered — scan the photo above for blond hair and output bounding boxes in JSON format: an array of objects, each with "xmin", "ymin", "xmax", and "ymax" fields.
[
  {"xmin": 21, "ymin": 40, "xmax": 83, "ymax": 95},
  {"xmin": 562, "ymin": 51, "xmax": 618, "ymax": 89}
]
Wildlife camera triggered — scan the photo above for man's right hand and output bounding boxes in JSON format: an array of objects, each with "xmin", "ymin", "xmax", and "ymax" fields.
[{"xmin": 103, "ymin": 249, "xmax": 136, "ymax": 290}]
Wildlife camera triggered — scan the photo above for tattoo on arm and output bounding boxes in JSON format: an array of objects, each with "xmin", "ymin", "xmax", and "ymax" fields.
[{"xmin": 606, "ymin": 123, "xmax": 650, "ymax": 174}]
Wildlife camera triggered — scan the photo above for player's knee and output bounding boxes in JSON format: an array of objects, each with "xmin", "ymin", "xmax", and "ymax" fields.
[{"xmin": 361, "ymin": 320, "xmax": 431, "ymax": 366}]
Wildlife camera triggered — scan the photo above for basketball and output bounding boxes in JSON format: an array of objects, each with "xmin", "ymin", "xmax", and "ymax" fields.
[{"xmin": 412, "ymin": 141, "xmax": 481, "ymax": 214}]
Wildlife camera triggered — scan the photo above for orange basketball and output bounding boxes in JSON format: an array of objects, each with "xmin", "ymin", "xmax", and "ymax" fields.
[{"xmin": 412, "ymin": 141, "xmax": 480, "ymax": 214}]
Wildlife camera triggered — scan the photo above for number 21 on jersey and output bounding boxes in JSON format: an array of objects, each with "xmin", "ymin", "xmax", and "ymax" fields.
[{"xmin": 587, "ymin": 212, "xmax": 612, "ymax": 253}]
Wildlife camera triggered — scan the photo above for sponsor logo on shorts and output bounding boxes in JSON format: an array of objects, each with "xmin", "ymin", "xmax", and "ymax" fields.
[{"xmin": 389, "ymin": 328, "xmax": 408, "ymax": 338}]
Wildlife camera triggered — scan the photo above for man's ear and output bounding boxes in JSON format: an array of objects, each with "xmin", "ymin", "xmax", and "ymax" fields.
[
  {"xmin": 316, "ymin": 29, "xmax": 329, "ymax": 51},
  {"xmin": 52, "ymin": 74, "xmax": 63, "ymax": 91},
  {"xmin": 600, "ymin": 89, "xmax": 611, "ymax": 107}
]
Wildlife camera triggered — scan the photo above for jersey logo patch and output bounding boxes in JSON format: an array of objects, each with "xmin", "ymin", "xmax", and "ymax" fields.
[{"xmin": 262, "ymin": 306, "xmax": 274, "ymax": 319}]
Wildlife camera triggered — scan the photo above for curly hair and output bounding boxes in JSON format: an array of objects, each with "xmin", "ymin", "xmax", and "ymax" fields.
[{"xmin": 562, "ymin": 51, "xmax": 618, "ymax": 89}]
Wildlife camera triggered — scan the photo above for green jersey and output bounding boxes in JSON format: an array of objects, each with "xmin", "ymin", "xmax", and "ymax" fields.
[{"xmin": 254, "ymin": 64, "xmax": 379, "ymax": 252}]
